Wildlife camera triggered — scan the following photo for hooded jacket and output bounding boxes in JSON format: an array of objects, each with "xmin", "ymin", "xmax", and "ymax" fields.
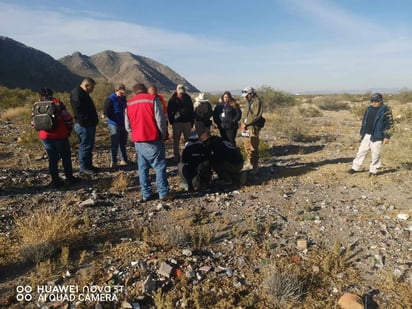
[{"xmin": 360, "ymin": 103, "xmax": 393, "ymax": 142}]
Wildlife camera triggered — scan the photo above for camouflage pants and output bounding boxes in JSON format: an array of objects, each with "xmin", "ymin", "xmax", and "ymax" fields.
[{"xmin": 243, "ymin": 126, "xmax": 260, "ymax": 167}]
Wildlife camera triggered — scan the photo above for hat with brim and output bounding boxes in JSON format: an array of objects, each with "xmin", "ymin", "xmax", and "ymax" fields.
[
  {"xmin": 195, "ymin": 92, "xmax": 208, "ymax": 103},
  {"xmin": 241, "ymin": 86, "xmax": 254, "ymax": 97}
]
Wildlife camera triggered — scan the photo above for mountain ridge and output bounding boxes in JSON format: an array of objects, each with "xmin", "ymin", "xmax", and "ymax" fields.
[{"xmin": 0, "ymin": 36, "xmax": 199, "ymax": 93}]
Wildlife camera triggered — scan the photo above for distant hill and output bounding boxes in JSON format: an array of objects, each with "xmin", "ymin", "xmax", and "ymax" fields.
[
  {"xmin": 0, "ymin": 36, "xmax": 199, "ymax": 93},
  {"xmin": 0, "ymin": 36, "xmax": 82, "ymax": 91}
]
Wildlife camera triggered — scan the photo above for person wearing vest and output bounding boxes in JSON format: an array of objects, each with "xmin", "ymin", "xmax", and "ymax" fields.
[
  {"xmin": 33, "ymin": 87, "xmax": 80, "ymax": 188},
  {"xmin": 125, "ymin": 83, "xmax": 173, "ymax": 202},
  {"xmin": 103, "ymin": 84, "xmax": 131, "ymax": 168}
]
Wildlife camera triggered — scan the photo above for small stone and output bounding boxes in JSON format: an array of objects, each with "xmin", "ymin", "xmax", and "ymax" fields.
[
  {"xmin": 158, "ymin": 261, "xmax": 173, "ymax": 278},
  {"xmin": 297, "ymin": 239, "xmax": 308, "ymax": 250},
  {"xmin": 142, "ymin": 274, "xmax": 156, "ymax": 293},
  {"xmin": 397, "ymin": 213, "xmax": 410, "ymax": 220},
  {"xmin": 182, "ymin": 249, "xmax": 193, "ymax": 256},
  {"xmin": 199, "ymin": 265, "xmax": 212, "ymax": 273},
  {"xmin": 338, "ymin": 293, "xmax": 363, "ymax": 309},
  {"xmin": 79, "ymin": 198, "xmax": 95, "ymax": 207},
  {"xmin": 120, "ymin": 300, "xmax": 133, "ymax": 308}
]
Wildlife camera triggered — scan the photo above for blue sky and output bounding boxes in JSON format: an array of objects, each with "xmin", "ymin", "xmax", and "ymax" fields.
[{"xmin": 1, "ymin": 0, "xmax": 412, "ymax": 93}]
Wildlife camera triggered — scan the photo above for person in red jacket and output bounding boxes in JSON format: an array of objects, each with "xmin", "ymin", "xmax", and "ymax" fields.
[
  {"xmin": 33, "ymin": 88, "xmax": 80, "ymax": 188},
  {"xmin": 125, "ymin": 83, "xmax": 173, "ymax": 202}
]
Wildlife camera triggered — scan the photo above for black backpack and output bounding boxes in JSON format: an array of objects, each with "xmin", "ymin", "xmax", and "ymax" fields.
[{"xmin": 32, "ymin": 101, "xmax": 59, "ymax": 131}]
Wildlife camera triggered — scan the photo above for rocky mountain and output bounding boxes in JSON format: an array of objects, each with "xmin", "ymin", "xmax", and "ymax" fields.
[
  {"xmin": 0, "ymin": 36, "xmax": 199, "ymax": 93},
  {"xmin": 0, "ymin": 36, "xmax": 82, "ymax": 92},
  {"xmin": 59, "ymin": 50, "xmax": 199, "ymax": 93}
]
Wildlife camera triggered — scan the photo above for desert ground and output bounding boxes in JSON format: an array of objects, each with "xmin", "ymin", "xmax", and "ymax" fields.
[{"xmin": 0, "ymin": 94, "xmax": 411, "ymax": 308}]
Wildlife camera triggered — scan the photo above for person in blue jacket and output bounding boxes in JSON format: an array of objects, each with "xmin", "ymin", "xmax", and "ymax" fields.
[
  {"xmin": 349, "ymin": 93, "xmax": 393, "ymax": 176},
  {"xmin": 103, "ymin": 84, "xmax": 131, "ymax": 168}
]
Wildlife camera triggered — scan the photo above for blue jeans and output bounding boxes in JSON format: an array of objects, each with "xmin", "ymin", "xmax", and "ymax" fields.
[
  {"xmin": 74, "ymin": 123, "xmax": 96, "ymax": 170},
  {"xmin": 108, "ymin": 124, "xmax": 128, "ymax": 163},
  {"xmin": 135, "ymin": 141, "xmax": 169, "ymax": 199},
  {"xmin": 41, "ymin": 138, "xmax": 73, "ymax": 179}
]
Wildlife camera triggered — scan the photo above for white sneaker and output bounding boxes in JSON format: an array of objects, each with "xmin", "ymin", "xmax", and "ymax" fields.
[
  {"xmin": 119, "ymin": 160, "xmax": 128, "ymax": 166},
  {"xmin": 243, "ymin": 162, "xmax": 253, "ymax": 171}
]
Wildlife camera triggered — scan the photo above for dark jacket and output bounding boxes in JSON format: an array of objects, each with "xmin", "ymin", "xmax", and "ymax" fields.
[
  {"xmin": 167, "ymin": 93, "xmax": 194, "ymax": 124},
  {"xmin": 70, "ymin": 86, "xmax": 98, "ymax": 127},
  {"xmin": 203, "ymin": 136, "xmax": 244, "ymax": 165},
  {"xmin": 213, "ymin": 102, "xmax": 242, "ymax": 129},
  {"xmin": 360, "ymin": 103, "xmax": 393, "ymax": 142}
]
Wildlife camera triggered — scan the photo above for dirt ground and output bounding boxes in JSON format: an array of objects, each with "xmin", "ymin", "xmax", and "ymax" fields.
[{"xmin": 0, "ymin": 103, "xmax": 411, "ymax": 308}]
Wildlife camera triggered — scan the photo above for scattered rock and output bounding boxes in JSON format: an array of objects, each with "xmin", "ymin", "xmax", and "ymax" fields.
[{"xmin": 338, "ymin": 293, "xmax": 363, "ymax": 309}]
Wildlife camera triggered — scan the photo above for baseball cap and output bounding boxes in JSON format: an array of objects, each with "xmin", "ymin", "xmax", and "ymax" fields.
[
  {"xmin": 241, "ymin": 86, "xmax": 255, "ymax": 97},
  {"xmin": 176, "ymin": 84, "xmax": 186, "ymax": 94}
]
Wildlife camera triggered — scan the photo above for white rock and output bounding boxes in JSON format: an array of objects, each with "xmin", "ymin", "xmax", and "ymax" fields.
[{"xmin": 397, "ymin": 213, "xmax": 410, "ymax": 220}]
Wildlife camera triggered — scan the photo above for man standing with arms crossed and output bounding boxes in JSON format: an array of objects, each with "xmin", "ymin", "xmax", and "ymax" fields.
[{"xmin": 126, "ymin": 83, "xmax": 173, "ymax": 202}]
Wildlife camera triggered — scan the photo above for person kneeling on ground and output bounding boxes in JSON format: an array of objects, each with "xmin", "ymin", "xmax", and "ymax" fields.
[
  {"xmin": 178, "ymin": 134, "xmax": 212, "ymax": 191},
  {"xmin": 198, "ymin": 131, "xmax": 244, "ymax": 186}
]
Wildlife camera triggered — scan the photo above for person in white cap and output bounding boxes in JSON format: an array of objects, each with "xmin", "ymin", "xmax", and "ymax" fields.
[
  {"xmin": 193, "ymin": 93, "xmax": 213, "ymax": 136},
  {"xmin": 240, "ymin": 86, "xmax": 263, "ymax": 175},
  {"xmin": 167, "ymin": 84, "xmax": 194, "ymax": 163}
]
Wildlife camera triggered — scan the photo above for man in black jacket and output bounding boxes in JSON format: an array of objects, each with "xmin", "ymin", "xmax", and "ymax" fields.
[
  {"xmin": 199, "ymin": 131, "xmax": 244, "ymax": 186},
  {"xmin": 70, "ymin": 77, "xmax": 99, "ymax": 174},
  {"xmin": 167, "ymin": 84, "xmax": 194, "ymax": 163}
]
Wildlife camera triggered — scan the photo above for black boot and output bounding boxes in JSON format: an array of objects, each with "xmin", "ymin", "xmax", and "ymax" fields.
[
  {"xmin": 66, "ymin": 175, "xmax": 81, "ymax": 185},
  {"xmin": 50, "ymin": 175, "xmax": 64, "ymax": 188}
]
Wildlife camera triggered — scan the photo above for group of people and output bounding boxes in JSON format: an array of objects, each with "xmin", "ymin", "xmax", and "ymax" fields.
[{"xmin": 32, "ymin": 77, "xmax": 393, "ymax": 198}]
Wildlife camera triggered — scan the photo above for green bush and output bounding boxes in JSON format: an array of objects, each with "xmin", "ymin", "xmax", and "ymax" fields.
[
  {"xmin": 0, "ymin": 86, "xmax": 38, "ymax": 110},
  {"xmin": 257, "ymin": 85, "xmax": 296, "ymax": 112}
]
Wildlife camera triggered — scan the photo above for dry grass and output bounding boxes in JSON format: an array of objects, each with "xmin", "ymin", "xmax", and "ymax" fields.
[
  {"xmin": 109, "ymin": 171, "xmax": 130, "ymax": 193},
  {"xmin": 14, "ymin": 204, "xmax": 82, "ymax": 263},
  {"xmin": 263, "ymin": 266, "xmax": 306, "ymax": 308},
  {"xmin": 1, "ymin": 105, "xmax": 31, "ymax": 121}
]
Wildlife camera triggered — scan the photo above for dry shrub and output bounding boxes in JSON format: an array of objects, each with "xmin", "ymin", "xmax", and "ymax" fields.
[
  {"xmin": 1, "ymin": 105, "xmax": 31, "ymax": 121},
  {"xmin": 351, "ymin": 102, "xmax": 369, "ymax": 119},
  {"xmin": 14, "ymin": 205, "xmax": 81, "ymax": 263},
  {"xmin": 312, "ymin": 95, "xmax": 350, "ymax": 111},
  {"xmin": 298, "ymin": 105, "xmax": 323, "ymax": 118},
  {"xmin": 263, "ymin": 265, "xmax": 306, "ymax": 308},
  {"xmin": 384, "ymin": 129, "xmax": 412, "ymax": 170},
  {"xmin": 109, "ymin": 171, "xmax": 130, "ymax": 193}
]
